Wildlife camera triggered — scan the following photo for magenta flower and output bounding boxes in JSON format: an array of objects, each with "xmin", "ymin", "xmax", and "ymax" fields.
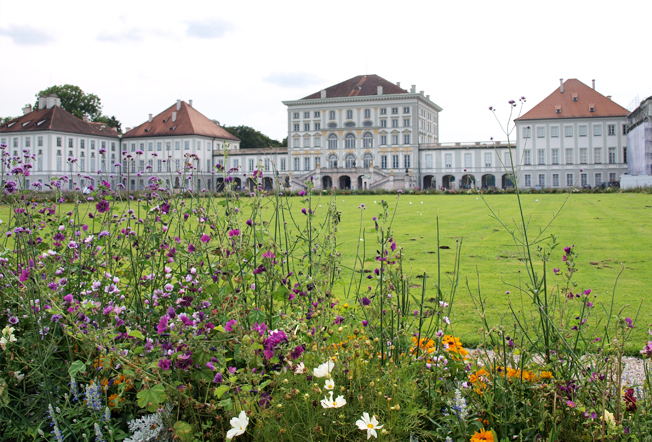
[
  {"xmin": 360, "ymin": 297, "xmax": 371, "ymax": 306},
  {"xmin": 200, "ymin": 234, "xmax": 210, "ymax": 243},
  {"xmin": 188, "ymin": 244, "xmax": 196, "ymax": 253},
  {"xmin": 301, "ymin": 208, "xmax": 307, "ymax": 215},
  {"xmin": 213, "ymin": 373, "xmax": 223, "ymax": 383},
  {"xmin": 228, "ymin": 229, "xmax": 240, "ymax": 237},
  {"xmin": 246, "ymin": 219, "xmax": 253, "ymax": 226},
  {"xmin": 299, "ymin": 190, "xmax": 306, "ymax": 196},
  {"xmin": 95, "ymin": 200, "xmax": 110, "ymax": 213},
  {"xmin": 158, "ymin": 358, "xmax": 172, "ymax": 370},
  {"xmin": 225, "ymin": 319, "xmax": 237, "ymax": 332}
]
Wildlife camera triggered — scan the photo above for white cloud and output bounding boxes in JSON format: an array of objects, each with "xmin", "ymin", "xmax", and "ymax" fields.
[
  {"xmin": 185, "ymin": 19, "xmax": 234, "ymax": 39},
  {"xmin": 263, "ymin": 72, "xmax": 323, "ymax": 89},
  {"xmin": 0, "ymin": 26, "xmax": 54, "ymax": 46}
]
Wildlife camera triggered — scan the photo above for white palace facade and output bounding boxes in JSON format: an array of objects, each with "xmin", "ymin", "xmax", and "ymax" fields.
[{"xmin": 1, "ymin": 76, "xmax": 633, "ymax": 192}]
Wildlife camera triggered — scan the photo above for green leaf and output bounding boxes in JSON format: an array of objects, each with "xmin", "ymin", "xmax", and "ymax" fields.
[
  {"xmin": 215, "ymin": 385, "xmax": 230, "ymax": 399},
  {"xmin": 173, "ymin": 421, "xmax": 193, "ymax": 442},
  {"xmin": 127, "ymin": 328, "xmax": 144, "ymax": 340},
  {"xmin": 137, "ymin": 384, "xmax": 166, "ymax": 412},
  {"xmin": 68, "ymin": 361, "xmax": 87, "ymax": 378}
]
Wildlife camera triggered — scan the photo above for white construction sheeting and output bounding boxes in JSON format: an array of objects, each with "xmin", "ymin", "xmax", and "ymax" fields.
[{"xmin": 626, "ymin": 121, "xmax": 652, "ymax": 176}]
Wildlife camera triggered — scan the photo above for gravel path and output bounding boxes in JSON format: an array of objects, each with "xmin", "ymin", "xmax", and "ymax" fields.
[{"xmin": 467, "ymin": 350, "xmax": 649, "ymax": 386}]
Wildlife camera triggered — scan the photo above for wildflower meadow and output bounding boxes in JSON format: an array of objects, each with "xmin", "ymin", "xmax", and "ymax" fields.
[{"xmin": 2, "ymin": 101, "xmax": 652, "ymax": 442}]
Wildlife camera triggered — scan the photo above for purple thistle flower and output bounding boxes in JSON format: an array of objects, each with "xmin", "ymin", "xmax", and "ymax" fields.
[{"xmin": 95, "ymin": 200, "xmax": 110, "ymax": 213}]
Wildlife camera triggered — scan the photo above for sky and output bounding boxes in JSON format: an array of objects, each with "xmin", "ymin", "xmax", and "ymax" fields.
[{"xmin": 1, "ymin": 0, "xmax": 651, "ymax": 143}]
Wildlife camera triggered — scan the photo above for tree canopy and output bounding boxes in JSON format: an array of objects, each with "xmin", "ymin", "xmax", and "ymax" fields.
[
  {"xmin": 222, "ymin": 125, "xmax": 286, "ymax": 149},
  {"xmin": 34, "ymin": 84, "xmax": 122, "ymax": 132}
]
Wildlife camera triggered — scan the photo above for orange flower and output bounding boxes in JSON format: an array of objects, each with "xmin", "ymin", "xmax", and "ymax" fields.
[
  {"xmin": 469, "ymin": 368, "xmax": 490, "ymax": 395},
  {"xmin": 536, "ymin": 371, "xmax": 554, "ymax": 380},
  {"xmin": 410, "ymin": 336, "xmax": 435, "ymax": 356},
  {"xmin": 470, "ymin": 428, "xmax": 494, "ymax": 442},
  {"xmin": 442, "ymin": 335, "xmax": 469, "ymax": 359}
]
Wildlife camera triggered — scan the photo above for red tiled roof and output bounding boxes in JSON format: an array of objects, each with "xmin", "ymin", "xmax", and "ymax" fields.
[
  {"xmin": 123, "ymin": 101, "xmax": 240, "ymax": 141},
  {"xmin": 0, "ymin": 106, "xmax": 120, "ymax": 137},
  {"xmin": 517, "ymin": 79, "xmax": 629, "ymax": 121},
  {"xmin": 302, "ymin": 75, "xmax": 408, "ymax": 100}
]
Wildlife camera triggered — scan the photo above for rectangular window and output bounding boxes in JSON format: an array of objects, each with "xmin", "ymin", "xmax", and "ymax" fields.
[
  {"xmin": 157, "ymin": 160, "xmax": 162, "ymax": 172},
  {"xmin": 130, "ymin": 142, "xmax": 135, "ymax": 151},
  {"xmin": 380, "ymin": 120, "xmax": 387, "ymax": 128},
  {"xmin": 581, "ymin": 173, "xmax": 587, "ymax": 186},
  {"xmin": 608, "ymin": 124, "xmax": 615, "ymax": 136},
  {"xmin": 403, "ymin": 107, "xmax": 410, "ymax": 113},
  {"xmin": 523, "ymin": 127, "xmax": 531, "ymax": 138},
  {"xmin": 579, "ymin": 125, "xmax": 587, "ymax": 137},
  {"xmin": 175, "ymin": 141, "xmax": 180, "ymax": 150},
  {"xmin": 147, "ymin": 142, "xmax": 152, "ymax": 151},
  {"xmin": 538, "ymin": 174, "xmax": 545, "ymax": 187},
  {"xmin": 329, "ymin": 110, "xmax": 335, "ymax": 120},
  {"xmin": 624, "ymin": 147, "xmax": 627, "ymax": 164},
  {"xmin": 280, "ymin": 158, "xmax": 286, "ymax": 171},
  {"xmin": 580, "ymin": 148, "xmax": 587, "ymax": 164},
  {"xmin": 445, "ymin": 154, "xmax": 452, "ymax": 168},
  {"xmin": 303, "ymin": 136, "xmax": 310, "ymax": 147},
  {"xmin": 551, "ymin": 126, "xmax": 559, "ymax": 138},
  {"xmin": 404, "ymin": 155, "xmax": 410, "ymax": 168},
  {"xmin": 609, "ymin": 173, "xmax": 616, "ymax": 182},
  {"xmin": 380, "ymin": 135, "xmax": 387, "ymax": 145},
  {"xmin": 232, "ymin": 159, "xmax": 239, "ymax": 169},
  {"xmin": 364, "ymin": 109, "xmax": 371, "ymax": 118},
  {"xmin": 80, "ymin": 158, "xmax": 86, "ymax": 171},
  {"xmin": 551, "ymin": 149, "xmax": 559, "ymax": 164},
  {"xmin": 594, "ymin": 148, "xmax": 602, "ymax": 163},
  {"xmin": 593, "ymin": 125, "xmax": 602, "ymax": 136},
  {"xmin": 68, "ymin": 138, "xmax": 73, "ymax": 148},
  {"xmin": 265, "ymin": 159, "xmax": 270, "ymax": 171},
  {"xmin": 504, "ymin": 152, "xmax": 511, "ymax": 167},
  {"xmin": 523, "ymin": 150, "xmax": 531, "ymax": 165},
  {"xmin": 37, "ymin": 136, "xmax": 43, "ymax": 147},
  {"xmin": 537, "ymin": 150, "xmax": 545, "ymax": 165},
  {"xmin": 157, "ymin": 142, "xmax": 162, "ymax": 151},
  {"xmin": 524, "ymin": 174, "xmax": 531, "ymax": 187},
  {"xmin": 249, "ymin": 159, "xmax": 254, "ymax": 171},
  {"xmin": 391, "ymin": 107, "xmax": 398, "ymax": 114},
  {"xmin": 184, "ymin": 141, "xmax": 189, "ymax": 150},
  {"xmin": 346, "ymin": 110, "xmax": 353, "ymax": 119},
  {"xmin": 314, "ymin": 111, "xmax": 320, "ymax": 118},
  {"xmin": 294, "ymin": 157, "xmax": 300, "ymax": 171},
  {"xmin": 293, "ymin": 112, "xmax": 299, "ymax": 119},
  {"xmin": 57, "ymin": 137, "xmax": 62, "ymax": 147},
  {"xmin": 426, "ymin": 154, "xmax": 433, "ymax": 168},
  {"xmin": 537, "ymin": 127, "xmax": 545, "ymax": 138},
  {"xmin": 392, "ymin": 135, "xmax": 399, "ymax": 145},
  {"xmin": 594, "ymin": 173, "xmax": 601, "ymax": 186},
  {"xmin": 608, "ymin": 147, "xmax": 616, "ymax": 163},
  {"xmin": 37, "ymin": 156, "xmax": 43, "ymax": 171},
  {"xmin": 304, "ymin": 123, "xmax": 310, "ymax": 131},
  {"xmin": 565, "ymin": 149, "xmax": 573, "ymax": 164},
  {"xmin": 304, "ymin": 157, "xmax": 310, "ymax": 171},
  {"xmin": 293, "ymin": 137, "xmax": 300, "ymax": 148},
  {"xmin": 565, "ymin": 126, "xmax": 573, "ymax": 137},
  {"xmin": 304, "ymin": 112, "xmax": 309, "ymax": 118},
  {"xmin": 392, "ymin": 155, "xmax": 399, "ymax": 168},
  {"xmin": 25, "ymin": 137, "xmax": 31, "ymax": 147},
  {"xmin": 391, "ymin": 119, "xmax": 398, "ymax": 128},
  {"xmin": 381, "ymin": 155, "xmax": 388, "ymax": 169},
  {"xmin": 56, "ymin": 156, "xmax": 62, "ymax": 171},
  {"xmin": 111, "ymin": 142, "xmax": 115, "ymax": 151},
  {"xmin": 139, "ymin": 142, "xmax": 145, "ymax": 152},
  {"xmin": 403, "ymin": 118, "xmax": 410, "ymax": 127},
  {"xmin": 566, "ymin": 173, "xmax": 574, "ymax": 187},
  {"xmin": 315, "ymin": 157, "xmax": 321, "ymax": 168},
  {"xmin": 403, "ymin": 134, "xmax": 410, "ymax": 144},
  {"xmin": 314, "ymin": 136, "xmax": 321, "ymax": 147},
  {"xmin": 314, "ymin": 122, "xmax": 320, "ymax": 130},
  {"xmin": 553, "ymin": 174, "xmax": 559, "ymax": 187},
  {"xmin": 294, "ymin": 123, "xmax": 299, "ymax": 131},
  {"xmin": 465, "ymin": 153, "xmax": 472, "ymax": 168},
  {"xmin": 380, "ymin": 108, "xmax": 387, "ymax": 115}
]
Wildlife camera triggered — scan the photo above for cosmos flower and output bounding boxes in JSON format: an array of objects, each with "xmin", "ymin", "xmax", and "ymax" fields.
[
  {"xmin": 320, "ymin": 391, "xmax": 346, "ymax": 408},
  {"xmin": 313, "ymin": 360, "xmax": 335, "ymax": 378},
  {"xmin": 226, "ymin": 410, "xmax": 249, "ymax": 439},
  {"xmin": 356, "ymin": 412, "xmax": 383, "ymax": 439}
]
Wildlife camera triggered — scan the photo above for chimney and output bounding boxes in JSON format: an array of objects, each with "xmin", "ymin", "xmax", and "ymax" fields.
[
  {"xmin": 172, "ymin": 112, "xmax": 177, "ymax": 122},
  {"xmin": 189, "ymin": 100, "xmax": 193, "ymax": 107},
  {"xmin": 320, "ymin": 90, "xmax": 326, "ymax": 99},
  {"xmin": 22, "ymin": 104, "xmax": 32, "ymax": 115},
  {"xmin": 82, "ymin": 115, "xmax": 89, "ymax": 122},
  {"xmin": 607, "ymin": 95, "xmax": 612, "ymax": 100},
  {"xmin": 126, "ymin": 127, "xmax": 131, "ymax": 132},
  {"xmin": 560, "ymin": 79, "xmax": 564, "ymax": 93},
  {"xmin": 592, "ymin": 79, "xmax": 596, "ymax": 90},
  {"xmin": 426, "ymin": 95, "xmax": 430, "ymax": 100},
  {"xmin": 176, "ymin": 99, "xmax": 181, "ymax": 111},
  {"xmin": 410, "ymin": 85, "xmax": 416, "ymax": 93},
  {"xmin": 377, "ymin": 85, "xmax": 383, "ymax": 95},
  {"xmin": 396, "ymin": 82, "xmax": 400, "ymax": 87},
  {"xmin": 38, "ymin": 96, "xmax": 47, "ymax": 109},
  {"xmin": 420, "ymin": 90, "xmax": 424, "ymax": 96},
  {"xmin": 148, "ymin": 114, "xmax": 153, "ymax": 123}
]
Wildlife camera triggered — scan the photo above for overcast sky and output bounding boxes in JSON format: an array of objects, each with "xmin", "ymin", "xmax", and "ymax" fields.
[{"xmin": 1, "ymin": 0, "xmax": 650, "ymax": 143}]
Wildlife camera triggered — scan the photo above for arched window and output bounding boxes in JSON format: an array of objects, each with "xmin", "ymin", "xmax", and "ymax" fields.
[
  {"xmin": 345, "ymin": 133, "xmax": 356, "ymax": 149},
  {"xmin": 328, "ymin": 134, "xmax": 337, "ymax": 150},
  {"xmin": 345, "ymin": 153, "xmax": 356, "ymax": 168},
  {"xmin": 363, "ymin": 132, "xmax": 373, "ymax": 148},
  {"xmin": 328, "ymin": 153, "xmax": 338, "ymax": 169},
  {"xmin": 363, "ymin": 153, "xmax": 374, "ymax": 168}
]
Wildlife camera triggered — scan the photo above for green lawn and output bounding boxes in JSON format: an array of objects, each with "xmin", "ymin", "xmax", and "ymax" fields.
[
  {"xmin": 3, "ymin": 192, "xmax": 651, "ymax": 349},
  {"xmin": 291, "ymin": 192, "xmax": 652, "ymax": 348}
]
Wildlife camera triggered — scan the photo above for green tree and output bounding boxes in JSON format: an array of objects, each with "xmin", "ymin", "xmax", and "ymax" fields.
[
  {"xmin": 35, "ymin": 84, "xmax": 102, "ymax": 120},
  {"xmin": 1, "ymin": 116, "xmax": 17, "ymax": 124},
  {"xmin": 222, "ymin": 125, "xmax": 284, "ymax": 150},
  {"xmin": 93, "ymin": 115, "xmax": 122, "ymax": 133}
]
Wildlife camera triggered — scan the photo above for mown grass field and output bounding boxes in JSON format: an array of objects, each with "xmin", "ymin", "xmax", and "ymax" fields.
[{"xmin": 3, "ymin": 192, "xmax": 651, "ymax": 349}]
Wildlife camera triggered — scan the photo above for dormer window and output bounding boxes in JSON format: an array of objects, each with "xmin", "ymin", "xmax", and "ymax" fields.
[
  {"xmin": 588, "ymin": 103, "xmax": 595, "ymax": 112},
  {"xmin": 163, "ymin": 117, "xmax": 170, "ymax": 123},
  {"xmin": 170, "ymin": 126, "xmax": 177, "ymax": 131},
  {"xmin": 572, "ymin": 93, "xmax": 578, "ymax": 102},
  {"xmin": 555, "ymin": 105, "xmax": 562, "ymax": 114},
  {"xmin": 144, "ymin": 127, "xmax": 152, "ymax": 132},
  {"xmin": 6, "ymin": 122, "xmax": 15, "ymax": 128},
  {"xmin": 36, "ymin": 120, "xmax": 46, "ymax": 126},
  {"xmin": 22, "ymin": 121, "xmax": 31, "ymax": 127}
]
